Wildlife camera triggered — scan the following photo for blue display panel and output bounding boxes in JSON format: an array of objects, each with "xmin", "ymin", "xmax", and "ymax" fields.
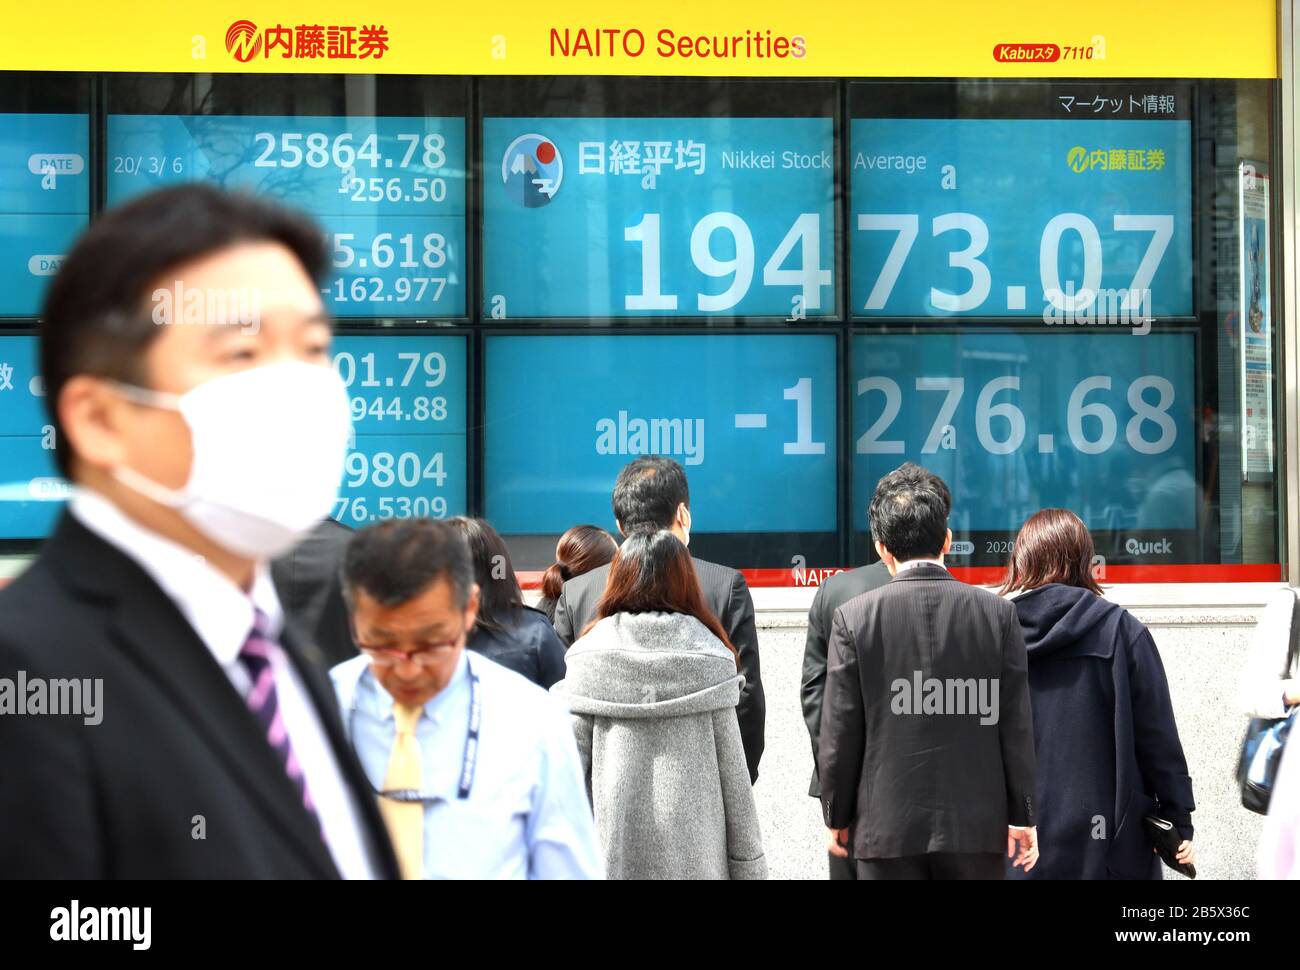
[
  {"xmin": 106, "ymin": 116, "xmax": 466, "ymax": 318},
  {"xmin": 485, "ymin": 334, "xmax": 836, "ymax": 534},
  {"xmin": 0, "ymin": 334, "xmax": 467, "ymax": 538},
  {"xmin": 0, "ymin": 114, "xmax": 90, "ymax": 316},
  {"xmin": 851, "ymin": 118, "xmax": 1193, "ymax": 318},
  {"xmin": 0, "ymin": 336, "xmax": 69, "ymax": 538},
  {"xmin": 331, "ymin": 335, "xmax": 467, "ymax": 527},
  {"xmin": 482, "ymin": 118, "xmax": 835, "ymax": 319},
  {"xmin": 852, "ymin": 332, "xmax": 1197, "ymax": 535}
]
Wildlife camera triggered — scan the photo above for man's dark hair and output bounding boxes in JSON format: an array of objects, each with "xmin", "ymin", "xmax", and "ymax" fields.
[
  {"xmin": 611, "ymin": 456, "xmax": 690, "ymax": 533},
  {"xmin": 40, "ymin": 184, "xmax": 328, "ymax": 477},
  {"xmin": 342, "ymin": 519, "xmax": 475, "ymax": 612},
  {"xmin": 868, "ymin": 462, "xmax": 952, "ymax": 562},
  {"xmin": 908, "ymin": 462, "xmax": 951, "ymax": 518}
]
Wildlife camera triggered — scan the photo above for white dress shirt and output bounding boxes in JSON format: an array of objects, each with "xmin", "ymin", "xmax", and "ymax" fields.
[
  {"xmin": 70, "ymin": 487, "xmax": 378, "ymax": 879},
  {"xmin": 894, "ymin": 557, "xmax": 946, "ymax": 573}
]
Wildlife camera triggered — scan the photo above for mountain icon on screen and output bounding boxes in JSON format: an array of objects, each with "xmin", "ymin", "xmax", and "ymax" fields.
[{"xmin": 500, "ymin": 133, "xmax": 563, "ymax": 208}]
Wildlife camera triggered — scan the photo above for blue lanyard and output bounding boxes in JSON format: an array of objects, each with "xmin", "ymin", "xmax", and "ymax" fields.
[
  {"xmin": 348, "ymin": 654, "xmax": 480, "ymax": 802},
  {"xmin": 458, "ymin": 658, "xmax": 481, "ymax": 800}
]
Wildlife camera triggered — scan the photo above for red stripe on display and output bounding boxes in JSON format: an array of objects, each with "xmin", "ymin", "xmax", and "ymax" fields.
[
  {"xmin": 517, "ymin": 563, "xmax": 1283, "ymax": 589},
  {"xmin": 0, "ymin": 564, "xmax": 1279, "ymax": 592}
]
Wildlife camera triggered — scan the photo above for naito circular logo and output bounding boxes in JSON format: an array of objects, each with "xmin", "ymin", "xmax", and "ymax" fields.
[
  {"xmin": 226, "ymin": 20, "xmax": 263, "ymax": 63},
  {"xmin": 501, "ymin": 133, "xmax": 563, "ymax": 208}
]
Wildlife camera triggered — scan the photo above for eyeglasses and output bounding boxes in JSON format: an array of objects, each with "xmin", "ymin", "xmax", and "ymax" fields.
[{"xmin": 357, "ymin": 642, "xmax": 461, "ymax": 668}]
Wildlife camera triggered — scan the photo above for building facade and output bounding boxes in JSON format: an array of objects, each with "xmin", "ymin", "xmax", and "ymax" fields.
[{"xmin": 0, "ymin": 0, "xmax": 1295, "ymax": 879}]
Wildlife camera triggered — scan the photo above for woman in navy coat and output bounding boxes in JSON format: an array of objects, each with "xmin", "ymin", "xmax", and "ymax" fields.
[
  {"xmin": 1000, "ymin": 509, "xmax": 1196, "ymax": 879},
  {"xmin": 448, "ymin": 517, "xmax": 567, "ymax": 689}
]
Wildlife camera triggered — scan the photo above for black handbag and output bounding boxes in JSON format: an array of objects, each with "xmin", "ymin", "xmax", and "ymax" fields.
[
  {"xmin": 1144, "ymin": 815, "xmax": 1196, "ymax": 878},
  {"xmin": 1236, "ymin": 590, "xmax": 1300, "ymax": 814}
]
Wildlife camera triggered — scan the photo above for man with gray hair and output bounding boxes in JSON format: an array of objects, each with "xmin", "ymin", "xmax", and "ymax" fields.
[{"xmin": 331, "ymin": 518, "xmax": 603, "ymax": 880}]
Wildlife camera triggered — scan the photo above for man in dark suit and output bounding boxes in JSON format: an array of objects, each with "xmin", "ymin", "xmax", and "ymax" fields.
[
  {"xmin": 272, "ymin": 517, "xmax": 358, "ymax": 670},
  {"xmin": 553, "ymin": 456, "xmax": 765, "ymax": 782},
  {"xmin": 801, "ymin": 560, "xmax": 891, "ymax": 879},
  {"xmin": 819, "ymin": 463, "xmax": 1038, "ymax": 879},
  {"xmin": 0, "ymin": 185, "xmax": 398, "ymax": 878},
  {"xmin": 802, "ymin": 470, "xmax": 956, "ymax": 880}
]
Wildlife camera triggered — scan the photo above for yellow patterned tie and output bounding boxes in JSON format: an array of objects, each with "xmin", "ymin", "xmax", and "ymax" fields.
[{"xmin": 379, "ymin": 702, "xmax": 424, "ymax": 880}]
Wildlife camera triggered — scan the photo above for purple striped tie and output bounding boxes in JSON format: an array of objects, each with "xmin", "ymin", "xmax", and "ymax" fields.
[{"xmin": 239, "ymin": 608, "xmax": 324, "ymax": 839}]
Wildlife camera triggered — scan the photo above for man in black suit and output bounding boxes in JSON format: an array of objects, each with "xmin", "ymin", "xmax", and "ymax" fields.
[
  {"xmin": 0, "ymin": 185, "xmax": 398, "ymax": 878},
  {"xmin": 802, "ymin": 469, "xmax": 957, "ymax": 879},
  {"xmin": 801, "ymin": 560, "xmax": 892, "ymax": 879},
  {"xmin": 819, "ymin": 463, "xmax": 1038, "ymax": 879},
  {"xmin": 553, "ymin": 456, "xmax": 765, "ymax": 782}
]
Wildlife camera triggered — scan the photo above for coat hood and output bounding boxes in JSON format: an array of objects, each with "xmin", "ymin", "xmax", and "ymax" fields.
[
  {"xmin": 1010, "ymin": 583, "xmax": 1122, "ymax": 660},
  {"xmin": 557, "ymin": 612, "xmax": 742, "ymax": 719}
]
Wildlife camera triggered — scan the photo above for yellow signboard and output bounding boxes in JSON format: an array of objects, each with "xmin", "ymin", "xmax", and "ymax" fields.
[{"xmin": 0, "ymin": 0, "xmax": 1277, "ymax": 78}]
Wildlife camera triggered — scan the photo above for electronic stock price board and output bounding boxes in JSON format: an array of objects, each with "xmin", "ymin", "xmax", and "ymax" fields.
[
  {"xmin": 0, "ymin": 78, "xmax": 1212, "ymax": 567},
  {"xmin": 0, "ymin": 113, "xmax": 89, "ymax": 317},
  {"xmin": 0, "ymin": 334, "xmax": 467, "ymax": 538},
  {"xmin": 0, "ymin": 335, "xmax": 66, "ymax": 539},
  {"xmin": 107, "ymin": 114, "xmax": 467, "ymax": 319},
  {"xmin": 104, "ymin": 108, "xmax": 471, "ymax": 534},
  {"xmin": 482, "ymin": 115, "xmax": 836, "ymax": 319}
]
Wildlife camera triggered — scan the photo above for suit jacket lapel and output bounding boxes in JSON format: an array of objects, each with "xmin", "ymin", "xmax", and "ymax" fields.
[
  {"xmin": 279, "ymin": 620, "xmax": 400, "ymax": 880},
  {"xmin": 48, "ymin": 514, "xmax": 341, "ymax": 878}
]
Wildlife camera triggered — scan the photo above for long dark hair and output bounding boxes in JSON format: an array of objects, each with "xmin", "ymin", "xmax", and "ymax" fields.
[
  {"xmin": 447, "ymin": 517, "xmax": 523, "ymax": 634},
  {"xmin": 999, "ymin": 508, "xmax": 1105, "ymax": 596},
  {"xmin": 539, "ymin": 525, "xmax": 618, "ymax": 605},
  {"xmin": 582, "ymin": 528, "xmax": 736, "ymax": 664}
]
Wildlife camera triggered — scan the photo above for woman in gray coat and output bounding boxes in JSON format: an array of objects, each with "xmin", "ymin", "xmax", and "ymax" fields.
[{"xmin": 552, "ymin": 529, "xmax": 766, "ymax": 880}]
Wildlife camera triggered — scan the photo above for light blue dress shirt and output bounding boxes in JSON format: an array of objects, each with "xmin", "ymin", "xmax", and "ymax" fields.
[{"xmin": 331, "ymin": 650, "xmax": 604, "ymax": 880}]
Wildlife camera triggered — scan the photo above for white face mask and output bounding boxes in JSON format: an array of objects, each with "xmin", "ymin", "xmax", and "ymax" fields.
[{"xmin": 109, "ymin": 360, "xmax": 352, "ymax": 560}]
